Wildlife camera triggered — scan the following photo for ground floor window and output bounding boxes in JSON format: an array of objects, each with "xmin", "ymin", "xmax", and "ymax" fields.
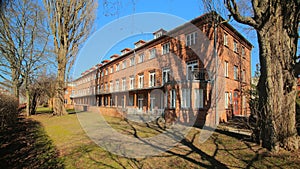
[
  {"xmin": 181, "ymin": 88, "xmax": 191, "ymax": 108},
  {"xmin": 138, "ymin": 94, "xmax": 143, "ymax": 110},
  {"xmin": 170, "ymin": 89, "xmax": 176, "ymax": 108},
  {"xmin": 194, "ymin": 89, "xmax": 203, "ymax": 108}
]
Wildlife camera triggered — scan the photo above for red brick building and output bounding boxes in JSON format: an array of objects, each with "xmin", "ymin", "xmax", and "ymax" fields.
[{"xmin": 72, "ymin": 12, "xmax": 252, "ymax": 124}]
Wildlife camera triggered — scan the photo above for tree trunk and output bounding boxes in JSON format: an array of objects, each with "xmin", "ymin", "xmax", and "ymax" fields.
[
  {"xmin": 25, "ymin": 89, "xmax": 30, "ymax": 116},
  {"xmin": 53, "ymin": 52, "xmax": 67, "ymax": 116},
  {"xmin": 11, "ymin": 69, "xmax": 20, "ymax": 103},
  {"xmin": 257, "ymin": 12, "xmax": 299, "ymax": 151}
]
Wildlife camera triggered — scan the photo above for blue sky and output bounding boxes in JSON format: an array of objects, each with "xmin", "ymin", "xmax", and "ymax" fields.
[{"xmin": 72, "ymin": 0, "xmax": 259, "ymax": 79}]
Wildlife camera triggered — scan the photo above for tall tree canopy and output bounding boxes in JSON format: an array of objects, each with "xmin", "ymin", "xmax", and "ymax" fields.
[{"xmin": 43, "ymin": 0, "xmax": 97, "ymax": 115}]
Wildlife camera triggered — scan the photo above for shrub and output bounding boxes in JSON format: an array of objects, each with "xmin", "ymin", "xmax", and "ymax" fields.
[{"xmin": 0, "ymin": 94, "xmax": 19, "ymax": 130}]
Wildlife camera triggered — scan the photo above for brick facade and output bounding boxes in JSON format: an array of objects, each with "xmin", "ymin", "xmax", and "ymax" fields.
[{"xmin": 71, "ymin": 12, "xmax": 252, "ymax": 125}]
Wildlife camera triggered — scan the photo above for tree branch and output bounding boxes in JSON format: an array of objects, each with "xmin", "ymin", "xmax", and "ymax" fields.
[{"xmin": 226, "ymin": 0, "xmax": 259, "ymax": 28}]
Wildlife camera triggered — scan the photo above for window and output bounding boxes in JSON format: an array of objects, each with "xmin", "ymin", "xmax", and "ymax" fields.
[
  {"xmin": 138, "ymin": 95, "xmax": 143, "ymax": 110},
  {"xmin": 130, "ymin": 76, "xmax": 135, "ymax": 89},
  {"xmin": 242, "ymin": 95, "xmax": 246, "ymax": 109},
  {"xmin": 194, "ymin": 89, "xmax": 203, "ymax": 108},
  {"xmin": 181, "ymin": 88, "xmax": 190, "ymax": 108},
  {"xmin": 116, "ymin": 64, "xmax": 120, "ymax": 71},
  {"xmin": 122, "ymin": 78, "xmax": 126, "ymax": 91},
  {"xmin": 154, "ymin": 32, "xmax": 162, "ymax": 39},
  {"xmin": 225, "ymin": 92, "xmax": 229, "ymax": 109},
  {"xmin": 150, "ymin": 97, "xmax": 155, "ymax": 111},
  {"xmin": 187, "ymin": 61, "xmax": 199, "ymax": 80},
  {"xmin": 122, "ymin": 61, "xmax": 126, "ymax": 69},
  {"xmin": 105, "ymin": 68, "xmax": 108, "ymax": 75},
  {"xmin": 162, "ymin": 43, "xmax": 170, "ymax": 55},
  {"xmin": 242, "ymin": 70, "xmax": 246, "ymax": 82},
  {"xmin": 162, "ymin": 68, "xmax": 170, "ymax": 84},
  {"xmin": 115, "ymin": 79, "xmax": 119, "ymax": 91},
  {"xmin": 185, "ymin": 32, "xmax": 197, "ymax": 46},
  {"xmin": 149, "ymin": 72, "xmax": 156, "ymax": 87},
  {"xmin": 234, "ymin": 41, "xmax": 238, "ymax": 52},
  {"xmin": 110, "ymin": 67, "xmax": 114, "ymax": 73},
  {"xmin": 242, "ymin": 47, "xmax": 245, "ymax": 57},
  {"xmin": 105, "ymin": 83, "xmax": 108, "ymax": 92},
  {"xmin": 170, "ymin": 89, "xmax": 176, "ymax": 108},
  {"xmin": 224, "ymin": 61, "xmax": 228, "ymax": 77},
  {"xmin": 149, "ymin": 48, "xmax": 156, "ymax": 59},
  {"xmin": 234, "ymin": 65, "xmax": 238, "ymax": 80},
  {"xmin": 138, "ymin": 53, "xmax": 144, "ymax": 63},
  {"xmin": 130, "ymin": 57, "xmax": 135, "ymax": 66},
  {"xmin": 138, "ymin": 74, "xmax": 144, "ymax": 88},
  {"xmin": 164, "ymin": 92, "xmax": 168, "ymax": 108},
  {"xmin": 110, "ymin": 81, "xmax": 113, "ymax": 92},
  {"xmin": 224, "ymin": 33, "xmax": 228, "ymax": 46}
]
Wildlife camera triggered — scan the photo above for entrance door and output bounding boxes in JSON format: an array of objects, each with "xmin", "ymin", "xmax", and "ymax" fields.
[{"xmin": 233, "ymin": 91, "xmax": 239, "ymax": 115}]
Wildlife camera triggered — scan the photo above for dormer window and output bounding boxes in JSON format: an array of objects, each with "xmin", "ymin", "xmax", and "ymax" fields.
[
  {"xmin": 153, "ymin": 29, "xmax": 167, "ymax": 39},
  {"xmin": 121, "ymin": 48, "xmax": 131, "ymax": 55},
  {"xmin": 134, "ymin": 40, "xmax": 146, "ymax": 48}
]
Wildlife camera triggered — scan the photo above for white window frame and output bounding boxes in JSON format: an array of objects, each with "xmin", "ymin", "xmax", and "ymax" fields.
[
  {"xmin": 187, "ymin": 60, "xmax": 199, "ymax": 80},
  {"xmin": 234, "ymin": 41, "xmax": 238, "ymax": 53},
  {"xmin": 224, "ymin": 61, "xmax": 228, "ymax": 78},
  {"xmin": 110, "ymin": 67, "xmax": 114, "ymax": 73},
  {"xmin": 194, "ymin": 89, "xmax": 203, "ymax": 108},
  {"xmin": 234, "ymin": 65, "xmax": 238, "ymax": 80},
  {"xmin": 149, "ymin": 72, "xmax": 156, "ymax": 87},
  {"xmin": 224, "ymin": 33, "xmax": 228, "ymax": 46},
  {"xmin": 130, "ymin": 76, "xmax": 134, "ymax": 89},
  {"xmin": 181, "ymin": 88, "xmax": 191, "ymax": 108},
  {"xmin": 185, "ymin": 32, "xmax": 197, "ymax": 46},
  {"xmin": 138, "ymin": 74, "xmax": 144, "ymax": 88},
  {"xmin": 162, "ymin": 68, "xmax": 170, "ymax": 84},
  {"xmin": 138, "ymin": 53, "xmax": 144, "ymax": 63},
  {"xmin": 170, "ymin": 89, "xmax": 176, "ymax": 108},
  {"xmin": 149, "ymin": 48, "xmax": 156, "ymax": 59},
  {"xmin": 138, "ymin": 95, "xmax": 143, "ymax": 110},
  {"xmin": 115, "ymin": 79, "xmax": 119, "ymax": 92},
  {"xmin": 162, "ymin": 42, "xmax": 170, "ymax": 55},
  {"xmin": 122, "ymin": 61, "xmax": 126, "ymax": 69},
  {"xmin": 225, "ymin": 92, "xmax": 229, "ymax": 109},
  {"xmin": 130, "ymin": 57, "xmax": 135, "ymax": 66},
  {"xmin": 242, "ymin": 46, "xmax": 245, "ymax": 57},
  {"xmin": 116, "ymin": 64, "xmax": 120, "ymax": 71},
  {"xmin": 122, "ymin": 78, "xmax": 126, "ymax": 91}
]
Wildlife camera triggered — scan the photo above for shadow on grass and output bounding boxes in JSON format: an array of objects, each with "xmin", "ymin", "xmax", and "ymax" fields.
[
  {"xmin": 101, "ymin": 118, "xmax": 300, "ymax": 168},
  {"xmin": 0, "ymin": 117, "xmax": 64, "ymax": 169}
]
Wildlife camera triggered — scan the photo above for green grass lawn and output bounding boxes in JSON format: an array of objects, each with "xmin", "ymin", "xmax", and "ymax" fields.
[{"xmin": 30, "ymin": 112, "xmax": 300, "ymax": 169}]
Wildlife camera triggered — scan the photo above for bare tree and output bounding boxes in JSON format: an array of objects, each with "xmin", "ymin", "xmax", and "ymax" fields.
[
  {"xmin": 43, "ymin": 0, "xmax": 97, "ymax": 116},
  {"xmin": 203, "ymin": 0, "xmax": 300, "ymax": 151},
  {"xmin": 0, "ymin": 0, "xmax": 48, "ymax": 105}
]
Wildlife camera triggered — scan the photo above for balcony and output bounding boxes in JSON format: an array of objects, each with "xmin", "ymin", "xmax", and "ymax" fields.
[{"xmin": 189, "ymin": 68, "xmax": 207, "ymax": 81}]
